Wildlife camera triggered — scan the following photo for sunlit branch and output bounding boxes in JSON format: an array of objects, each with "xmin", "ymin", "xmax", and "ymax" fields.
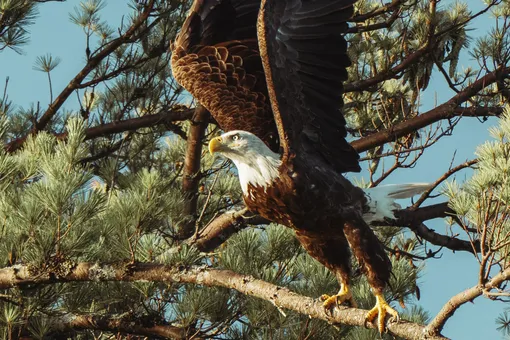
[{"xmin": 0, "ymin": 262, "xmax": 449, "ymax": 340}]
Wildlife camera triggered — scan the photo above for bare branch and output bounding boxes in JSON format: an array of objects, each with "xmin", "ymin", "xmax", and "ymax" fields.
[
  {"xmin": 83, "ymin": 108, "xmax": 194, "ymax": 141},
  {"xmin": 425, "ymin": 266, "xmax": 510, "ymax": 336},
  {"xmin": 413, "ymin": 159, "xmax": 478, "ymax": 207},
  {"xmin": 194, "ymin": 203, "xmax": 476, "ymax": 255},
  {"xmin": 350, "ymin": 0, "xmax": 405, "ymax": 23},
  {"xmin": 389, "ymin": 203, "xmax": 481, "ymax": 253},
  {"xmin": 345, "ymin": 45, "xmax": 431, "ymax": 93},
  {"xmin": 0, "ymin": 262, "xmax": 449, "ymax": 340},
  {"xmin": 453, "ymin": 106, "xmax": 504, "ymax": 117}
]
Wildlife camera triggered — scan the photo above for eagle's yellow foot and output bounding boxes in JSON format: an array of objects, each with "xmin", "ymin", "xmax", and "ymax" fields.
[
  {"xmin": 321, "ymin": 284, "xmax": 357, "ymax": 311},
  {"xmin": 365, "ymin": 293, "xmax": 399, "ymax": 333}
]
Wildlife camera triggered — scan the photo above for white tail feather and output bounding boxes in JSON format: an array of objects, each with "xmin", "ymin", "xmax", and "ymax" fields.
[{"xmin": 362, "ymin": 183, "xmax": 431, "ymax": 223}]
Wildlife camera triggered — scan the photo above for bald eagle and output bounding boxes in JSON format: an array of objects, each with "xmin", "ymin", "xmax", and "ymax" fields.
[{"xmin": 171, "ymin": 0, "xmax": 429, "ymax": 333}]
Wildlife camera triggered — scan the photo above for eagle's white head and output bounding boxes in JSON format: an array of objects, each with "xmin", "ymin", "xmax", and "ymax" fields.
[{"xmin": 208, "ymin": 130, "xmax": 282, "ymax": 194}]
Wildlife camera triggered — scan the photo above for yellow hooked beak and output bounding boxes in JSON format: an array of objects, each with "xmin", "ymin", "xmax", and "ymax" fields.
[{"xmin": 208, "ymin": 136, "xmax": 224, "ymax": 155}]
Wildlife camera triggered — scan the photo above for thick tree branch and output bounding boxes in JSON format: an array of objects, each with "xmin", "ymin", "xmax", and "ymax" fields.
[
  {"xmin": 452, "ymin": 106, "xmax": 504, "ymax": 117},
  {"xmin": 34, "ymin": 0, "xmax": 155, "ymax": 132},
  {"xmin": 424, "ymin": 266, "xmax": 510, "ymax": 336},
  {"xmin": 410, "ymin": 222, "xmax": 479, "ymax": 253},
  {"xmin": 53, "ymin": 313, "xmax": 196, "ymax": 339},
  {"xmin": 0, "ymin": 262, "xmax": 449, "ymax": 340},
  {"xmin": 351, "ymin": 67, "xmax": 510, "ymax": 152},
  {"xmin": 180, "ymin": 105, "xmax": 210, "ymax": 239},
  {"xmin": 393, "ymin": 202, "xmax": 453, "ymax": 222}
]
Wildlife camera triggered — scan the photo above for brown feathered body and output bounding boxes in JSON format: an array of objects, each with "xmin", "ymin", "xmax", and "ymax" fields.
[{"xmin": 242, "ymin": 154, "xmax": 391, "ymax": 292}]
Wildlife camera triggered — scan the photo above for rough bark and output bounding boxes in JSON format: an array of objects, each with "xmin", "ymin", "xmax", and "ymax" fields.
[
  {"xmin": 0, "ymin": 262, "xmax": 449, "ymax": 340},
  {"xmin": 180, "ymin": 105, "xmax": 210, "ymax": 239}
]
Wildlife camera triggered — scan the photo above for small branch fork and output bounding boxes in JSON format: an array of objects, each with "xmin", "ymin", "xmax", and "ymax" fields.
[{"xmin": 0, "ymin": 262, "xmax": 450, "ymax": 340}]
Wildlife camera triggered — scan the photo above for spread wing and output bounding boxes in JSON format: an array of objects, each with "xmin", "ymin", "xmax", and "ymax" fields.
[
  {"xmin": 171, "ymin": 0, "xmax": 279, "ymax": 150},
  {"xmin": 258, "ymin": 0, "xmax": 360, "ymax": 172}
]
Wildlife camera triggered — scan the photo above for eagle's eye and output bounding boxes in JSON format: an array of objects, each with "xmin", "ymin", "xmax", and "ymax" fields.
[{"xmin": 232, "ymin": 134, "xmax": 240, "ymax": 141}]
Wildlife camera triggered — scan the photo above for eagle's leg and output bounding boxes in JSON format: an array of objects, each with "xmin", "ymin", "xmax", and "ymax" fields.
[
  {"xmin": 342, "ymin": 221, "xmax": 399, "ymax": 333},
  {"xmin": 320, "ymin": 281, "xmax": 357, "ymax": 309},
  {"xmin": 365, "ymin": 293, "xmax": 399, "ymax": 333},
  {"xmin": 321, "ymin": 271, "xmax": 357, "ymax": 311}
]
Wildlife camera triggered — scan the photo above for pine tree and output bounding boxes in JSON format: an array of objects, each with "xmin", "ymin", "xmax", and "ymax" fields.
[{"xmin": 0, "ymin": 0, "xmax": 508, "ymax": 339}]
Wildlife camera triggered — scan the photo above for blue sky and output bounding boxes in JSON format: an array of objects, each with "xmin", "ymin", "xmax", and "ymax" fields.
[{"xmin": 0, "ymin": 1, "xmax": 505, "ymax": 339}]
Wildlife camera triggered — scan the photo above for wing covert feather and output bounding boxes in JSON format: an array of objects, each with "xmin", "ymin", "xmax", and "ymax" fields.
[{"xmin": 172, "ymin": 0, "xmax": 279, "ymax": 149}]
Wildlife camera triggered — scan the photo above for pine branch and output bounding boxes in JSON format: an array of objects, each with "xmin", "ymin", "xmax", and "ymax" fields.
[
  {"xmin": 33, "ymin": 0, "xmax": 156, "ymax": 133},
  {"xmin": 51, "ymin": 313, "xmax": 197, "ymax": 339},
  {"xmin": 424, "ymin": 266, "xmax": 510, "ymax": 336},
  {"xmin": 193, "ymin": 207, "xmax": 269, "ymax": 252},
  {"xmin": 350, "ymin": 0, "xmax": 404, "ymax": 22},
  {"xmin": 391, "ymin": 203, "xmax": 481, "ymax": 253},
  {"xmin": 0, "ymin": 262, "xmax": 449, "ymax": 340},
  {"xmin": 351, "ymin": 67, "xmax": 510, "ymax": 152},
  {"xmin": 5, "ymin": 107, "xmax": 195, "ymax": 152},
  {"xmin": 180, "ymin": 105, "xmax": 210, "ymax": 239},
  {"xmin": 344, "ymin": 45, "xmax": 432, "ymax": 93},
  {"xmin": 82, "ymin": 108, "xmax": 194, "ymax": 141}
]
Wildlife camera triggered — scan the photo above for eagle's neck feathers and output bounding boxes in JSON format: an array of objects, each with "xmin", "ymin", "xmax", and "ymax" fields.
[{"xmin": 231, "ymin": 151, "xmax": 281, "ymax": 194}]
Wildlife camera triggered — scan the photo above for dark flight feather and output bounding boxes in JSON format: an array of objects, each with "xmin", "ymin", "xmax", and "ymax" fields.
[{"xmin": 258, "ymin": 0, "xmax": 360, "ymax": 172}]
